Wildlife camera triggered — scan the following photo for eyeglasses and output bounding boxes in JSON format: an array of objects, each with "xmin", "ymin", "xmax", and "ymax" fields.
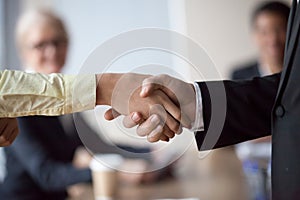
[{"xmin": 28, "ymin": 38, "xmax": 68, "ymax": 52}]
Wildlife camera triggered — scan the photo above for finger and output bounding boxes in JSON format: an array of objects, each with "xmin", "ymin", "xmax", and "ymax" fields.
[
  {"xmin": 9, "ymin": 130, "xmax": 18, "ymax": 144},
  {"xmin": 177, "ymin": 125, "xmax": 183, "ymax": 135},
  {"xmin": 159, "ymin": 133, "xmax": 169, "ymax": 142},
  {"xmin": 135, "ymin": 112, "xmax": 176, "ymax": 139},
  {"xmin": 123, "ymin": 112, "xmax": 144, "ymax": 128},
  {"xmin": 141, "ymin": 75, "xmax": 177, "ymax": 103},
  {"xmin": 2, "ymin": 129, "xmax": 19, "ymax": 147},
  {"xmin": 136, "ymin": 114, "xmax": 162, "ymax": 137},
  {"xmin": 140, "ymin": 76, "xmax": 166, "ymax": 97},
  {"xmin": 149, "ymin": 103, "xmax": 179, "ymax": 137},
  {"xmin": 7, "ymin": 126, "xmax": 18, "ymax": 144},
  {"xmin": 141, "ymin": 76, "xmax": 192, "ymax": 128},
  {"xmin": 0, "ymin": 134, "xmax": 10, "ymax": 147},
  {"xmin": 0, "ymin": 141, "xmax": 10, "ymax": 147},
  {"xmin": 7, "ymin": 118, "xmax": 18, "ymax": 132},
  {"xmin": 148, "ymin": 125, "xmax": 173, "ymax": 142},
  {"xmin": 104, "ymin": 108, "xmax": 121, "ymax": 120},
  {"xmin": 0, "ymin": 119, "xmax": 9, "ymax": 134},
  {"xmin": 163, "ymin": 111, "xmax": 180, "ymax": 134},
  {"xmin": 0, "ymin": 119, "xmax": 21, "ymax": 146},
  {"xmin": 162, "ymin": 125, "xmax": 175, "ymax": 139},
  {"xmin": 161, "ymin": 94, "xmax": 191, "ymax": 129},
  {"xmin": 9, "ymin": 130, "xmax": 19, "ymax": 145},
  {"xmin": 147, "ymin": 124, "xmax": 163, "ymax": 143}
]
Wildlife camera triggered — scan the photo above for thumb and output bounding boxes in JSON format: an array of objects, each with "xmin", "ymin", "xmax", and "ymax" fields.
[
  {"xmin": 140, "ymin": 75, "xmax": 168, "ymax": 98},
  {"xmin": 104, "ymin": 108, "xmax": 121, "ymax": 120},
  {"xmin": 140, "ymin": 75, "xmax": 178, "ymax": 105}
]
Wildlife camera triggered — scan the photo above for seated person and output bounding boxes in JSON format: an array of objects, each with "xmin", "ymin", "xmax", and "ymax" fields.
[
  {"xmin": 231, "ymin": 1, "xmax": 289, "ymax": 160},
  {"xmin": 0, "ymin": 10, "xmax": 171, "ymax": 200},
  {"xmin": 231, "ymin": 1, "xmax": 289, "ymax": 199}
]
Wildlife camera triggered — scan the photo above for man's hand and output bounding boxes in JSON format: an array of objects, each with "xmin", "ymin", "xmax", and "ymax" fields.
[
  {"xmin": 122, "ymin": 74, "xmax": 197, "ymax": 142},
  {"xmin": 0, "ymin": 118, "xmax": 19, "ymax": 146},
  {"xmin": 96, "ymin": 73, "xmax": 182, "ymax": 142},
  {"xmin": 140, "ymin": 74, "xmax": 196, "ymax": 127}
]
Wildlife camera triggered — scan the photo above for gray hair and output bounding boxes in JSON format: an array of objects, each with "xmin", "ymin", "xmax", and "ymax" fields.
[{"xmin": 15, "ymin": 9, "xmax": 69, "ymax": 50}]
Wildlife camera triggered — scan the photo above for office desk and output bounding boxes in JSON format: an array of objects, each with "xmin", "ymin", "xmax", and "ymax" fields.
[{"xmin": 69, "ymin": 147, "xmax": 248, "ymax": 200}]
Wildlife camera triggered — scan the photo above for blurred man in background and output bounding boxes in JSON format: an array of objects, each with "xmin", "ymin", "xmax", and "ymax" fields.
[
  {"xmin": 232, "ymin": 1, "xmax": 289, "ymax": 79},
  {"xmin": 231, "ymin": 2, "xmax": 289, "ymax": 199},
  {"xmin": 0, "ymin": 10, "xmax": 173, "ymax": 200},
  {"xmin": 0, "ymin": 9, "xmax": 101, "ymax": 200}
]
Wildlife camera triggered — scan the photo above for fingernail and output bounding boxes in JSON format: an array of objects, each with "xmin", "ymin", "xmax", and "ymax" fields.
[
  {"xmin": 140, "ymin": 87, "xmax": 147, "ymax": 96},
  {"xmin": 176, "ymin": 126, "xmax": 183, "ymax": 135},
  {"xmin": 150, "ymin": 115, "xmax": 159, "ymax": 124},
  {"xmin": 132, "ymin": 113, "xmax": 140, "ymax": 122},
  {"xmin": 149, "ymin": 125, "xmax": 162, "ymax": 138}
]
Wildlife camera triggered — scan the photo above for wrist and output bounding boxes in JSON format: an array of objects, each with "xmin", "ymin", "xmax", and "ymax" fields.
[{"xmin": 96, "ymin": 73, "xmax": 122, "ymax": 105}]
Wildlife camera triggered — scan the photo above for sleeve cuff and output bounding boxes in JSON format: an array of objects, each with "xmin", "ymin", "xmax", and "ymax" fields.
[
  {"xmin": 65, "ymin": 74, "xmax": 96, "ymax": 114},
  {"xmin": 190, "ymin": 82, "xmax": 204, "ymax": 132}
]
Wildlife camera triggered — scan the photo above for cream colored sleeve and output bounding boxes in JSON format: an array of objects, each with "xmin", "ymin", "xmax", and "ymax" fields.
[{"xmin": 0, "ymin": 70, "xmax": 96, "ymax": 118}]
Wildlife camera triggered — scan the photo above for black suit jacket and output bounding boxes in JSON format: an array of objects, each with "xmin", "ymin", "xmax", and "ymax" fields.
[
  {"xmin": 231, "ymin": 62, "xmax": 261, "ymax": 80},
  {"xmin": 195, "ymin": 1, "xmax": 300, "ymax": 199},
  {"xmin": 1, "ymin": 116, "xmax": 91, "ymax": 200}
]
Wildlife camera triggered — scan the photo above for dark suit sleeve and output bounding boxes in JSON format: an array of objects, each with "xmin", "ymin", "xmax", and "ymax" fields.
[
  {"xmin": 10, "ymin": 120, "xmax": 91, "ymax": 192},
  {"xmin": 195, "ymin": 73, "xmax": 281, "ymax": 151}
]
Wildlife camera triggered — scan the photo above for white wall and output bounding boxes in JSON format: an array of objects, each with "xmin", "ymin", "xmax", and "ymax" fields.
[
  {"xmin": 17, "ymin": 0, "xmax": 173, "ymax": 74},
  {"xmin": 53, "ymin": 0, "xmax": 172, "ymax": 74},
  {"xmin": 16, "ymin": 0, "xmax": 291, "ymax": 77}
]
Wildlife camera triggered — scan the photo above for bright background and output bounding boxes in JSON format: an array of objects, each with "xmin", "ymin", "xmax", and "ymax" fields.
[{"xmin": 0, "ymin": 0, "xmax": 291, "ymax": 78}]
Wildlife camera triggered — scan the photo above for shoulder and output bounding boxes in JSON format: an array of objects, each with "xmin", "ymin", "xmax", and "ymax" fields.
[{"xmin": 231, "ymin": 62, "xmax": 259, "ymax": 80}]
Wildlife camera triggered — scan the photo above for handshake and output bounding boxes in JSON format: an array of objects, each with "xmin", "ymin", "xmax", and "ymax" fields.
[{"xmin": 96, "ymin": 73, "xmax": 197, "ymax": 142}]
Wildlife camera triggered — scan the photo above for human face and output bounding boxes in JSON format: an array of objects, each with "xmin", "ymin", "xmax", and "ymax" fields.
[
  {"xmin": 253, "ymin": 12, "xmax": 287, "ymax": 64},
  {"xmin": 21, "ymin": 24, "xmax": 68, "ymax": 74}
]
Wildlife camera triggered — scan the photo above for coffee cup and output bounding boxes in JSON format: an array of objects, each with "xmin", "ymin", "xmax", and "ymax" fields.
[{"xmin": 90, "ymin": 154, "xmax": 123, "ymax": 200}]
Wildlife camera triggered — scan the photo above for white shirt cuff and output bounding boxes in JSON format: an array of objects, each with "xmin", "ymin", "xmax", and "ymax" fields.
[{"xmin": 190, "ymin": 82, "xmax": 204, "ymax": 132}]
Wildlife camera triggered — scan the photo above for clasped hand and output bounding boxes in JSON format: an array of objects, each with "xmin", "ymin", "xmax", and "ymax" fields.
[
  {"xmin": 102, "ymin": 73, "xmax": 196, "ymax": 142},
  {"xmin": 0, "ymin": 118, "xmax": 19, "ymax": 146}
]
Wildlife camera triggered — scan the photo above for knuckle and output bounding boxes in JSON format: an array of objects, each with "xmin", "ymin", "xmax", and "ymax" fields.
[
  {"xmin": 168, "ymin": 132, "xmax": 175, "ymax": 138},
  {"xmin": 0, "ymin": 142, "xmax": 9, "ymax": 147},
  {"xmin": 0, "ymin": 135, "xmax": 7, "ymax": 143},
  {"xmin": 169, "ymin": 122, "xmax": 180, "ymax": 133},
  {"xmin": 173, "ymin": 110, "xmax": 181, "ymax": 121},
  {"xmin": 143, "ymin": 77, "xmax": 154, "ymax": 87},
  {"xmin": 164, "ymin": 129, "xmax": 173, "ymax": 138},
  {"xmin": 158, "ymin": 74, "xmax": 168, "ymax": 80}
]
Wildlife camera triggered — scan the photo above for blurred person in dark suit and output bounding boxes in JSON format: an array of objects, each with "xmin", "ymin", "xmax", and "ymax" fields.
[
  {"xmin": 232, "ymin": 1, "xmax": 289, "ymax": 160},
  {"xmin": 232, "ymin": 1, "xmax": 289, "ymax": 79},
  {"xmin": 231, "ymin": 2, "xmax": 290, "ymax": 198},
  {"xmin": 0, "ymin": 9, "xmax": 170, "ymax": 200},
  {"xmin": 0, "ymin": 10, "xmax": 90, "ymax": 200}
]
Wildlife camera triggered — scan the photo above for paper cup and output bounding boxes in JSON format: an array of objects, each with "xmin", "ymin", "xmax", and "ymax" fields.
[{"xmin": 90, "ymin": 154, "xmax": 123, "ymax": 200}]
